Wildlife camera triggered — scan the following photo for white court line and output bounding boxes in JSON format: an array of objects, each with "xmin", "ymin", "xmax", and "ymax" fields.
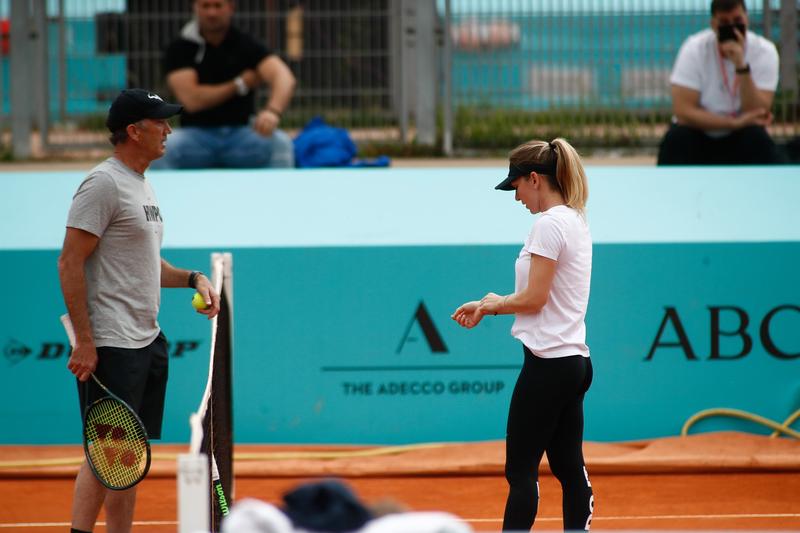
[
  {"xmin": 4, "ymin": 514, "xmax": 800, "ymax": 529},
  {"xmin": 465, "ymin": 512, "xmax": 800, "ymax": 523},
  {"xmin": 0, "ymin": 521, "xmax": 177, "ymax": 529}
]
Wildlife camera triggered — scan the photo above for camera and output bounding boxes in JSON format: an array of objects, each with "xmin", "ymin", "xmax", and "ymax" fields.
[{"xmin": 717, "ymin": 23, "xmax": 746, "ymax": 43}]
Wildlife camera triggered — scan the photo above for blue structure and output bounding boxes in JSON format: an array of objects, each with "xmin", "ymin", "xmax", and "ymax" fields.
[
  {"xmin": 1, "ymin": 165, "xmax": 798, "ymax": 445},
  {"xmin": 451, "ymin": 10, "xmax": 774, "ymax": 109},
  {"xmin": 0, "ymin": 18, "xmax": 125, "ymax": 116}
]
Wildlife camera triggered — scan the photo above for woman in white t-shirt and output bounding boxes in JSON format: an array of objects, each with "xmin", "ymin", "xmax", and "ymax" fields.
[{"xmin": 452, "ymin": 138, "xmax": 593, "ymax": 531}]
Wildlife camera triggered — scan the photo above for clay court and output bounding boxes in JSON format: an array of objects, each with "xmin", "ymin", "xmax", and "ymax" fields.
[{"xmin": 2, "ymin": 432, "xmax": 799, "ymax": 531}]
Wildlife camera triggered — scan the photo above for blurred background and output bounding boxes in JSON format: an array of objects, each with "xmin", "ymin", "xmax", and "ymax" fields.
[{"xmin": 0, "ymin": 0, "xmax": 797, "ymax": 160}]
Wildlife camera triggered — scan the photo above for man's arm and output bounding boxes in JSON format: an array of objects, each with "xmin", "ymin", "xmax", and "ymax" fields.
[
  {"xmin": 719, "ymin": 29, "xmax": 774, "ymax": 113},
  {"xmin": 672, "ymin": 84, "xmax": 769, "ymax": 131},
  {"xmin": 167, "ymin": 68, "xmax": 259, "ymax": 114},
  {"xmin": 737, "ymin": 73, "xmax": 774, "ymax": 113},
  {"xmin": 252, "ymin": 55, "xmax": 297, "ymax": 136},
  {"xmin": 58, "ymin": 227, "xmax": 100, "ymax": 382},
  {"xmin": 160, "ymin": 258, "xmax": 220, "ymax": 318}
]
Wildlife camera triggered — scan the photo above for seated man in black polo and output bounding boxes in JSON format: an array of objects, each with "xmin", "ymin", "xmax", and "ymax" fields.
[
  {"xmin": 657, "ymin": 0, "xmax": 782, "ymax": 165},
  {"xmin": 153, "ymin": 0, "xmax": 296, "ymax": 169}
]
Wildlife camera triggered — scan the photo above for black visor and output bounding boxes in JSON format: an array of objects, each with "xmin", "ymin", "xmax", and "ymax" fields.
[{"xmin": 495, "ymin": 162, "xmax": 557, "ymax": 191}]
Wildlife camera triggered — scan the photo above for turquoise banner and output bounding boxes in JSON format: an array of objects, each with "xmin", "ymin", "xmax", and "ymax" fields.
[{"xmin": 1, "ymin": 166, "xmax": 798, "ymax": 444}]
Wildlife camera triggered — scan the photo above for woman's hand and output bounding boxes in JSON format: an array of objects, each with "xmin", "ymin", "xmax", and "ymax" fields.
[
  {"xmin": 451, "ymin": 300, "xmax": 484, "ymax": 329},
  {"xmin": 478, "ymin": 292, "xmax": 505, "ymax": 315}
]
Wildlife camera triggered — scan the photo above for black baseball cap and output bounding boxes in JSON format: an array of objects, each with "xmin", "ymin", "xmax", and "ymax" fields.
[
  {"xmin": 106, "ymin": 88, "xmax": 183, "ymax": 132},
  {"xmin": 495, "ymin": 161, "xmax": 557, "ymax": 191}
]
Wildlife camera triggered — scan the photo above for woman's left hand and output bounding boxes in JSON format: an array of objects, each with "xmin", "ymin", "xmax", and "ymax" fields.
[
  {"xmin": 478, "ymin": 292, "xmax": 504, "ymax": 315},
  {"xmin": 451, "ymin": 301, "xmax": 484, "ymax": 329}
]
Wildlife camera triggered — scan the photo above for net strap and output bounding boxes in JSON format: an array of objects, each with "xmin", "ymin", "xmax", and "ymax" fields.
[{"xmin": 189, "ymin": 254, "xmax": 226, "ymax": 456}]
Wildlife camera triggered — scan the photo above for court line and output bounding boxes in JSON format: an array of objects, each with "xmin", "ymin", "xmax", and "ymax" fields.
[
  {"xmin": 0, "ymin": 521, "xmax": 177, "ymax": 529},
  {"xmin": 465, "ymin": 512, "xmax": 800, "ymax": 523},
  {"xmin": 4, "ymin": 513, "xmax": 799, "ymax": 529}
]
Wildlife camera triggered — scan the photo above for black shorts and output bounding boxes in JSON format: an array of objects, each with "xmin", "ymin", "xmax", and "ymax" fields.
[{"xmin": 77, "ymin": 331, "xmax": 169, "ymax": 439}]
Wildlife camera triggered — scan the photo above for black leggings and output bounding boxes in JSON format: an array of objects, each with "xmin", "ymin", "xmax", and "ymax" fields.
[{"xmin": 503, "ymin": 346, "xmax": 594, "ymax": 531}]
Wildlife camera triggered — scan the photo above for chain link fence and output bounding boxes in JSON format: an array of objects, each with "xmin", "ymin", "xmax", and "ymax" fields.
[
  {"xmin": 443, "ymin": 0, "xmax": 798, "ymax": 152},
  {"xmin": 0, "ymin": 0, "xmax": 797, "ymax": 157}
]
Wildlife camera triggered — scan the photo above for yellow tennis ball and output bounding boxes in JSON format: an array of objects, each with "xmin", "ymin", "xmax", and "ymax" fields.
[{"xmin": 192, "ymin": 292, "xmax": 208, "ymax": 310}]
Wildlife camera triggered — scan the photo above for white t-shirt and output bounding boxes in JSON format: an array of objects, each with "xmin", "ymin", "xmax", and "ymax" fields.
[
  {"xmin": 511, "ymin": 205, "xmax": 592, "ymax": 358},
  {"xmin": 670, "ymin": 28, "xmax": 779, "ymax": 135}
]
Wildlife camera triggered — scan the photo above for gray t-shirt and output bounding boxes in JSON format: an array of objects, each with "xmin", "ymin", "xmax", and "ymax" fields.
[{"xmin": 66, "ymin": 157, "xmax": 163, "ymax": 348}]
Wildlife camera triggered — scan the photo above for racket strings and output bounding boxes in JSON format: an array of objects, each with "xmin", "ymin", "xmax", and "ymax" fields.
[{"xmin": 85, "ymin": 398, "xmax": 149, "ymax": 489}]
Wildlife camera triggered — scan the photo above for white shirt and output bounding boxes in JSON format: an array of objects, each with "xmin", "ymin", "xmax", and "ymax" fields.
[
  {"xmin": 512, "ymin": 205, "xmax": 592, "ymax": 359},
  {"xmin": 670, "ymin": 28, "xmax": 779, "ymax": 135}
]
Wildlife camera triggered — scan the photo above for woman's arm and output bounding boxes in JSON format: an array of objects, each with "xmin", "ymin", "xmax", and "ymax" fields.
[{"xmin": 480, "ymin": 254, "xmax": 557, "ymax": 315}]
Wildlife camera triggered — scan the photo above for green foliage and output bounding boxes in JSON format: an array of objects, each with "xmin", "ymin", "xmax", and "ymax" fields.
[
  {"xmin": 358, "ymin": 140, "xmax": 443, "ymax": 158},
  {"xmin": 76, "ymin": 114, "xmax": 108, "ymax": 131},
  {"xmin": 453, "ymin": 106, "xmax": 673, "ymax": 149},
  {"xmin": 0, "ymin": 142, "xmax": 14, "ymax": 161}
]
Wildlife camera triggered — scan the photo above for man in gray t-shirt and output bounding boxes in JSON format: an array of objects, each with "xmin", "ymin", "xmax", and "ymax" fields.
[{"xmin": 58, "ymin": 88, "xmax": 221, "ymax": 533}]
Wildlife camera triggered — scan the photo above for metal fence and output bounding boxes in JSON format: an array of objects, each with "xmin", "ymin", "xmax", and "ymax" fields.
[
  {"xmin": 1, "ymin": 0, "xmax": 798, "ymax": 157},
  {"xmin": 1, "ymin": 0, "xmax": 399, "ymax": 155},
  {"xmin": 442, "ymin": 0, "xmax": 799, "ymax": 152}
]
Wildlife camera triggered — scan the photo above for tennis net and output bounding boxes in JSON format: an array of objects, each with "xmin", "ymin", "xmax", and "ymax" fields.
[{"xmin": 178, "ymin": 252, "xmax": 234, "ymax": 533}]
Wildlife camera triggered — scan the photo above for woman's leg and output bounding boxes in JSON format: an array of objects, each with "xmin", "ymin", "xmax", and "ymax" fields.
[
  {"xmin": 546, "ymin": 357, "xmax": 594, "ymax": 531},
  {"xmin": 502, "ymin": 350, "xmax": 561, "ymax": 531}
]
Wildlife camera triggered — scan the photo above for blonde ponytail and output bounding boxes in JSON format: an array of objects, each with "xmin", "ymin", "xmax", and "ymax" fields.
[
  {"xmin": 551, "ymin": 138, "xmax": 588, "ymax": 212},
  {"xmin": 508, "ymin": 137, "xmax": 588, "ymax": 213}
]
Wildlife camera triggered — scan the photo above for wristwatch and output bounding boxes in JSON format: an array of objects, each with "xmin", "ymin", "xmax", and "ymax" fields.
[
  {"xmin": 735, "ymin": 64, "xmax": 751, "ymax": 75},
  {"xmin": 233, "ymin": 76, "xmax": 249, "ymax": 96}
]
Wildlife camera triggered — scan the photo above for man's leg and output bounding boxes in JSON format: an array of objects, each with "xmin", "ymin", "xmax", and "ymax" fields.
[
  {"xmin": 267, "ymin": 129, "xmax": 296, "ymax": 168},
  {"xmin": 723, "ymin": 126, "xmax": 783, "ymax": 164},
  {"xmin": 657, "ymin": 124, "xmax": 712, "ymax": 165},
  {"xmin": 71, "ymin": 462, "xmax": 107, "ymax": 532},
  {"xmin": 150, "ymin": 127, "xmax": 219, "ymax": 169},
  {"xmin": 104, "ymin": 486, "xmax": 138, "ymax": 533},
  {"xmin": 220, "ymin": 127, "xmax": 295, "ymax": 168}
]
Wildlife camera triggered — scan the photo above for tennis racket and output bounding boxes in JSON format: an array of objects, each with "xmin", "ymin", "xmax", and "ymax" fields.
[
  {"xmin": 83, "ymin": 373, "xmax": 152, "ymax": 490},
  {"xmin": 60, "ymin": 313, "xmax": 151, "ymax": 490}
]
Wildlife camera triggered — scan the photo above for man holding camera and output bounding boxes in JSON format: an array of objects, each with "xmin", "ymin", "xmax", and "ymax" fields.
[{"xmin": 657, "ymin": 0, "xmax": 781, "ymax": 165}]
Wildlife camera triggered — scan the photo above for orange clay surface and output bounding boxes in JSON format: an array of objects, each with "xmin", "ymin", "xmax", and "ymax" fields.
[{"xmin": 1, "ymin": 433, "xmax": 799, "ymax": 532}]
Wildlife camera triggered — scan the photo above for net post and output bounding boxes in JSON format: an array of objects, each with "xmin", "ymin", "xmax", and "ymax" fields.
[{"xmin": 177, "ymin": 453, "xmax": 210, "ymax": 533}]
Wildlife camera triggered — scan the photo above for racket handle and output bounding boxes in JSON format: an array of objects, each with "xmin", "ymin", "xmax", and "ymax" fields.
[
  {"xmin": 60, "ymin": 313, "xmax": 76, "ymax": 348},
  {"xmin": 89, "ymin": 373, "xmax": 111, "ymax": 395}
]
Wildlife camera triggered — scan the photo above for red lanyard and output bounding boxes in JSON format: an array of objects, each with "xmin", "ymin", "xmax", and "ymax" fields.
[{"xmin": 717, "ymin": 50, "xmax": 740, "ymax": 117}]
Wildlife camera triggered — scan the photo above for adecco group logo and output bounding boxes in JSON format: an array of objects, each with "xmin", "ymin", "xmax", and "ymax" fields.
[
  {"xmin": 2, "ymin": 338, "xmax": 204, "ymax": 365},
  {"xmin": 328, "ymin": 301, "xmax": 515, "ymax": 398}
]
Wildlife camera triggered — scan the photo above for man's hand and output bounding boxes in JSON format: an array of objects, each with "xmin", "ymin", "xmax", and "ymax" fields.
[
  {"xmin": 734, "ymin": 108, "xmax": 772, "ymax": 129},
  {"xmin": 193, "ymin": 275, "xmax": 221, "ymax": 319},
  {"xmin": 253, "ymin": 108, "xmax": 280, "ymax": 136},
  {"xmin": 68, "ymin": 341, "xmax": 97, "ymax": 382},
  {"xmin": 239, "ymin": 69, "xmax": 259, "ymax": 90},
  {"xmin": 719, "ymin": 27, "xmax": 746, "ymax": 68}
]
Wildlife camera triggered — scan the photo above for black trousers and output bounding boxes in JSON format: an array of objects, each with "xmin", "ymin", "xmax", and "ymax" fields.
[
  {"xmin": 503, "ymin": 346, "xmax": 594, "ymax": 532},
  {"xmin": 657, "ymin": 123, "xmax": 782, "ymax": 165}
]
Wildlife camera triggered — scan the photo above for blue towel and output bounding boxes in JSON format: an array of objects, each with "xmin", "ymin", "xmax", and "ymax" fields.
[{"xmin": 293, "ymin": 116, "xmax": 390, "ymax": 168}]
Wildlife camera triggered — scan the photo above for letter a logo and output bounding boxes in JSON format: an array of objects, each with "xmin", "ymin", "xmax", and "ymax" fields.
[{"xmin": 396, "ymin": 301, "xmax": 448, "ymax": 354}]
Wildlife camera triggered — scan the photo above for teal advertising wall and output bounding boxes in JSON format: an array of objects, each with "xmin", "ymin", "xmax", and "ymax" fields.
[{"xmin": 1, "ymin": 166, "xmax": 798, "ymax": 444}]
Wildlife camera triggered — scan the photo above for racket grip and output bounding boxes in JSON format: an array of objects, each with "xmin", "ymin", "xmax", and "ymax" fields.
[{"xmin": 60, "ymin": 313, "xmax": 76, "ymax": 348}]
